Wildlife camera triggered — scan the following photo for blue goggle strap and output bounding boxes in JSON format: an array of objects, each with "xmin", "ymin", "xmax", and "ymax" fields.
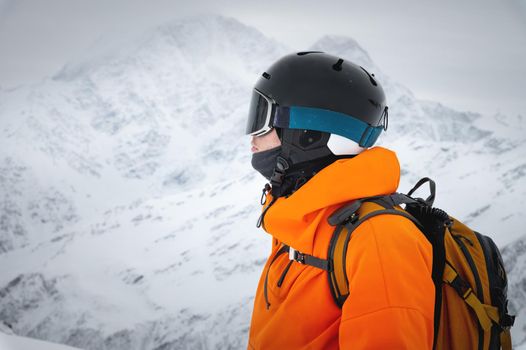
[{"xmin": 273, "ymin": 106, "xmax": 383, "ymax": 148}]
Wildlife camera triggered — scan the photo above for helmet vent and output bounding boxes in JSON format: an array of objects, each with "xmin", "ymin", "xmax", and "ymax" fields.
[
  {"xmin": 360, "ymin": 66, "xmax": 377, "ymax": 86},
  {"xmin": 368, "ymin": 99, "xmax": 380, "ymax": 108},
  {"xmin": 332, "ymin": 59, "xmax": 344, "ymax": 71},
  {"xmin": 262, "ymin": 72, "xmax": 271, "ymax": 80},
  {"xmin": 297, "ymin": 51, "xmax": 323, "ymax": 56}
]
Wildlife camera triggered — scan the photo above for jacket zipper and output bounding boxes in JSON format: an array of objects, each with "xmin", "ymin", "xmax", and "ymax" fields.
[
  {"xmin": 257, "ymin": 197, "xmax": 277, "ymax": 229},
  {"xmin": 277, "ymin": 260, "xmax": 294, "ymax": 287},
  {"xmin": 264, "ymin": 245, "xmax": 289, "ymax": 309}
]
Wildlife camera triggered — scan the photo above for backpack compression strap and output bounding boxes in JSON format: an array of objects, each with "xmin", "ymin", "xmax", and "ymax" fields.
[{"xmin": 443, "ymin": 262, "xmax": 513, "ymax": 350}]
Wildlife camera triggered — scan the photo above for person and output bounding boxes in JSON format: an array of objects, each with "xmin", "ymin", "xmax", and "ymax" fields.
[{"xmin": 245, "ymin": 52, "xmax": 435, "ymax": 349}]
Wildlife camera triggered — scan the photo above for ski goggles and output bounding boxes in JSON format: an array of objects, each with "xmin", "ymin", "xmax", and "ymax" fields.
[
  {"xmin": 246, "ymin": 88, "xmax": 277, "ymax": 137},
  {"xmin": 246, "ymin": 89, "xmax": 387, "ymax": 148}
]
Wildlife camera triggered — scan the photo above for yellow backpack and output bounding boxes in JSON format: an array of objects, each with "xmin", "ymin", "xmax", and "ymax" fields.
[{"xmin": 326, "ymin": 178, "xmax": 515, "ymax": 350}]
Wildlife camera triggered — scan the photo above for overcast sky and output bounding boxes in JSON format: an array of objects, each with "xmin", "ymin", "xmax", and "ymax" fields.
[{"xmin": 0, "ymin": 0, "xmax": 525, "ymax": 117}]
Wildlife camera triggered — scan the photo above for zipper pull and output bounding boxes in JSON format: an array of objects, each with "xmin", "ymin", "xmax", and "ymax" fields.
[
  {"xmin": 257, "ymin": 184, "xmax": 274, "ymax": 229},
  {"xmin": 257, "ymin": 197, "xmax": 276, "ymax": 228},
  {"xmin": 260, "ymin": 183, "xmax": 271, "ymax": 205}
]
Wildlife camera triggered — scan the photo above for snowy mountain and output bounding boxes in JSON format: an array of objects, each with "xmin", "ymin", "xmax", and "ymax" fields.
[
  {"xmin": 1, "ymin": 324, "xmax": 81, "ymax": 350},
  {"xmin": 0, "ymin": 14, "xmax": 525, "ymax": 349}
]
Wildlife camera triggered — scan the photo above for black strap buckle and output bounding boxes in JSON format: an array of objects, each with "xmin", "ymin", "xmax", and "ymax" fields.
[
  {"xmin": 270, "ymin": 156, "xmax": 290, "ymax": 187},
  {"xmin": 290, "ymin": 248, "xmax": 305, "ymax": 264},
  {"xmin": 288, "ymin": 247, "xmax": 331, "ymax": 271}
]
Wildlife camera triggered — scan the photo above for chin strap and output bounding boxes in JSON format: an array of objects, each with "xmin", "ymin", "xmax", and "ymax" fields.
[
  {"xmin": 270, "ymin": 156, "xmax": 290, "ymax": 187},
  {"xmin": 269, "ymin": 156, "xmax": 291, "ymax": 198}
]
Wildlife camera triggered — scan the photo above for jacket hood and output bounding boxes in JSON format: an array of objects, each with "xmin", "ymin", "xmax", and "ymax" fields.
[{"xmin": 262, "ymin": 146, "xmax": 401, "ymax": 254}]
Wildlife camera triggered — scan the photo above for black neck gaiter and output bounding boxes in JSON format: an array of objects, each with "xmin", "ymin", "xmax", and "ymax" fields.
[
  {"xmin": 251, "ymin": 146, "xmax": 282, "ymax": 180},
  {"xmin": 252, "ymin": 146, "xmax": 355, "ymax": 198}
]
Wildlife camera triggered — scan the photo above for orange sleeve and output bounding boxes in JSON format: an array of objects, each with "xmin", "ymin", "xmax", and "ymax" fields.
[{"xmin": 339, "ymin": 215, "xmax": 435, "ymax": 349}]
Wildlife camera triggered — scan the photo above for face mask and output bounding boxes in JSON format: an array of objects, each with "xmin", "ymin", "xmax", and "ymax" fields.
[{"xmin": 251, "ymin": 146, "xmax": 282, "ymax": 180}]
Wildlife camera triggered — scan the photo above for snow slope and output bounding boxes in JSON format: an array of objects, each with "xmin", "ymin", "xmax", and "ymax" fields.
[
  {"xmin": 0, "ymin": 14, "xmax": 525, "ymax": 349},
  {"xmin": 1, "ymin": 329, "xmax": 81, "ymax": 350}
]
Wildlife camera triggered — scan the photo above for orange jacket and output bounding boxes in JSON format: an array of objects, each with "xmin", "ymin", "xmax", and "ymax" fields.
[{"xmin": 248, "ymin": 147, "xmax": 435, "ymax": 349}]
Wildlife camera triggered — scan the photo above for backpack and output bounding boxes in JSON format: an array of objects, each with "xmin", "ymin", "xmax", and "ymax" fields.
[{"xmin": 287, "ymin": 178, "xmax": 515, "ymax": 350}]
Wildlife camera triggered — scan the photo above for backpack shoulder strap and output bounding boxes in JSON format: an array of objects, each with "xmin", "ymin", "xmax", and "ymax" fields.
[{"xmin": 327, "ymin": 194, "xmax": 422, "ymax": 307}]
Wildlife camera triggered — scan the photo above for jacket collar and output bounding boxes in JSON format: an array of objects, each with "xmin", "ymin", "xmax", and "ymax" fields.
[{"xmin": 262, "ymin": 146, "xmax": 400, "ymax": 253}]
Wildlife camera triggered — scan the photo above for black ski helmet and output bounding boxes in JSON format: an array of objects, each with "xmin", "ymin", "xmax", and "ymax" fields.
[{"xmin": 247, "ymin": 51, "xmax": 388, "ymax": 197}]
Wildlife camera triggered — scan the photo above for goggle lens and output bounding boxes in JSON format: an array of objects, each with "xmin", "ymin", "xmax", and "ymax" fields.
[{"xmin": 246, "ymin": 90, "xmax": 273, "ymax": 135}]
